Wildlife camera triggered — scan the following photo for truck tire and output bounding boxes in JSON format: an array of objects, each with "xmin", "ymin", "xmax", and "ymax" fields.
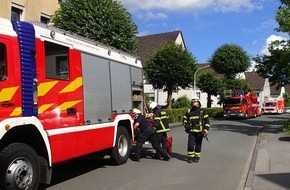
[
  {"xmin": 110, "ymin": 126, "xmax": 131, "ymax": 165},
  {"xmin": 253, "ymin": 111, "xmax": 257, "ymax": 118},
  {"xmin": 0, "ymin": 143, "xmax": 40, "ymax": 190}
]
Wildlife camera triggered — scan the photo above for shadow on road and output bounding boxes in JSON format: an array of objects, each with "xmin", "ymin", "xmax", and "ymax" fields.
[
  {"xmin": 279, "ymin": 136, "xmax": 290, "ymax": 142},
  {"xmin": 256, "ymin": 172, "xmax": 290, "ymax": 189},
  {"xmin": 171, "ymin": 152, "xmax": 187, "ymax": 162},
  {"xmin": 39, "ymin": 156, "xmax": 112, "ymax": 189},
  {"xmin": 211, "ymin": 114, "xmax": 289, "ymax": 136}
]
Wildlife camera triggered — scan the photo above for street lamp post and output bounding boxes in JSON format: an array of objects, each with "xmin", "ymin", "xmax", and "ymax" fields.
[{"xmin": 193, "ymin": 65, "xmax": 210, "ymax": 98}]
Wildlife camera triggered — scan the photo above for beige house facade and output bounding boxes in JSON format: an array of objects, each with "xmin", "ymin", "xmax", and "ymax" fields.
[{"xmin": 0, "ymin": 0, "xmax": 60, "ymax": 23}]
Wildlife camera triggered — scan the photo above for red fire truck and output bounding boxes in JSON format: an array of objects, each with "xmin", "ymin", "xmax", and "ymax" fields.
[
  {"xmin": 263, "ymin": 97, "xmax": 285, "ymax": 114},
  {"xmin": 223, "ymin": 91, "xmax": 261, "ymax": 119},
  {"xmin": 0, "ymin": 18, "xmax": 144, "ymax": 189}
]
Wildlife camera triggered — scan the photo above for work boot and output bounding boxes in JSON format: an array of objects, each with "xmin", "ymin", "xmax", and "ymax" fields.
[
  {"xmin": 193, "ymin": 157, "xmax": 200, "ymax": 163},
  {"xmin": 131, "ymin": 155, "xmax": 140, "ymax": 162},
  {"xmin": 187, "ymin": 157, "xmax": 193, "ymax": 163},
  {"xmin": 163, "ymin": 155, "xmax": 171, "ymax": 161},
  {"xmin": 152, "ymin": 153, "xmax": 162, "ymax": 160}
]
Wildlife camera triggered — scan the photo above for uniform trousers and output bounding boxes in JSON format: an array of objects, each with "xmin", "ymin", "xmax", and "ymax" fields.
[
  {"xmin": 155, "ymin": 132, "xmax": 168, "ymax": 155},
  {"xmin": 187, "ymin": 132, "xmax": 203, "ymax": 158},
  {"xmin": 135, "ymin": 127, "xmax": 169, "ymax": 160}
]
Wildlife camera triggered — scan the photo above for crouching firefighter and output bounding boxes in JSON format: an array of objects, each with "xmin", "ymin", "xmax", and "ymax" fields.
[
  {"xmin": 132, "ymin": 108, "xmax": 170, "ymax": 162},
  {"xmin": 183, "ymin": 98, "xmax": 210, "ymax": 163}
]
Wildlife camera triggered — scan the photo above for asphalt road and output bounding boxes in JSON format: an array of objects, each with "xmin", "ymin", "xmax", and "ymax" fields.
[{"xmin": 42, "ymin": 114, "xmax": 289, "ymax": 190}]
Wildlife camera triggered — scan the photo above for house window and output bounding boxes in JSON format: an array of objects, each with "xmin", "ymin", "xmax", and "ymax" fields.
[
  {"xmin": 45, "ymin": 41, "xmax": 69, "ymax": 80},
  {"xmin": 196, "ymin": 92, "xmax": 201, "ymax": 99},
  {"xmin": 11, "ymin": 4, "xmax": 24, "ymax": 21},
  {"xmin": 40, "ymin": 14, "xmax": 50, "ymax": 24}
]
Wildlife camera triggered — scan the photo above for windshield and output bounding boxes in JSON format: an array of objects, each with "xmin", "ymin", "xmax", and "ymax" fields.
[
  {"xmin": 224, "ymin": 98, "xmax": 244, "ymax": 106},
  {"xmin": 265, "ymin": 102, "xmax": 276, "ymax": 107}
]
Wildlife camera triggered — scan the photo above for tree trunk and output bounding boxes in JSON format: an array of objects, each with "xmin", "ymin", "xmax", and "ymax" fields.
[
  {"xmin": 207, "ymin": 93, "xmax": 212, "ymax": 108},
  {"xmin": 167, "ymin": 90, "xmax": 173, "ymax": 109}
]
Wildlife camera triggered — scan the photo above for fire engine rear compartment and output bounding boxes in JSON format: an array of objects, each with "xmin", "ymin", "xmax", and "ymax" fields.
[{"xmin": 81, "ymin": 53, "xmax": 142, "ymax": 124}]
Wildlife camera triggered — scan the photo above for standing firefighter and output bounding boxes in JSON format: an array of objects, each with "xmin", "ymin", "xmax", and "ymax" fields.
[
  {"xmin": 148, "ymin": 102, "xmax": 171, "ymax": 159},
  {"xmin": 183, "ymin": 98, "xmax": 210, "ymax": 163}
]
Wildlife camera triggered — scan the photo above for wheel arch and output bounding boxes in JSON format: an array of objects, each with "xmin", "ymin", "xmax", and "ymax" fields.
[
  {"xmin": 0, "ymin": 122, "xmax": 52, "ymax": 184},
  {"xmin": 112, "ymin": 114, "xmax": 134, "ymax": 144},
  {"xmin": 0, "ymin": 125, "xmax": 47, "ymax": 158},
  {"xmin": 116, "ymin": 119, "xmax": 133, "ymax": 140}
]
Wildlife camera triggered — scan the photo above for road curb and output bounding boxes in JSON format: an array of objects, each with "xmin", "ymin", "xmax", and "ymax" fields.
[
  {"xmin": 241, "ymin": 132, "xmax": 259, "ymax": 190},
  {"xmin": 242, "ymin": 118, "xmax": 288, "ymax": 190}
]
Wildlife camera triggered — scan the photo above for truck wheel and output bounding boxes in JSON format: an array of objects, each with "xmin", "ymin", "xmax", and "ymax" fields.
[
  {"xmin": 110, "ymin": 126, "xmax": 131, "ymax": 165},
  {"xmin": 0, "ymin": 143, "xmax": 40, "ymax": 190}
]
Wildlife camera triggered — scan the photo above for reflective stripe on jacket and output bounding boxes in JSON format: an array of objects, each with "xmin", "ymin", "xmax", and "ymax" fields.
[
  {"xmin": 153, "ymin": 109, "xmax": 170, "ymax": 133},
  {"xmin": 183, "ymin": 108, "xmax": 210, "ymax": 132}
]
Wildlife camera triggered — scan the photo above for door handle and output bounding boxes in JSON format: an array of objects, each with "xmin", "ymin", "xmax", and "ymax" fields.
[
  {"xmin": 1, "ymin": 102, "xmax": 15, "ymax": 107},
  {"xmin": 67, "ymin": 108, "xmax": 76, "ymax": 115}
]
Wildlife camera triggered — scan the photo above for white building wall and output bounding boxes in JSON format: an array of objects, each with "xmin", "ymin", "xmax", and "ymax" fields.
[
  {"xmin": 260, "ymin": 78, "xmax": 271, "ymax": 105},
  {"xmin": 144, "ymin": 83, "xmax": 221, "ymax": 108}
]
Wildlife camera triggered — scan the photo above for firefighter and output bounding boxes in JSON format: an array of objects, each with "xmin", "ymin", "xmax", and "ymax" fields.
[
  {"xmin": 183, "ymin": 98, "xmax": 210, "ymax": 163},
  {"xmin": 132, "ymin": 108, "xmax": 170, "ymax": 162},
  {"xmin": 148, "ymin": 102, "xmax": 170, "ymax": 159}
]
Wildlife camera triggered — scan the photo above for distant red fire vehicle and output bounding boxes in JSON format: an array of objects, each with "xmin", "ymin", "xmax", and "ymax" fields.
[{"xmin": 223, "ymin": 91, "xmax": 261, "ymax": 119}]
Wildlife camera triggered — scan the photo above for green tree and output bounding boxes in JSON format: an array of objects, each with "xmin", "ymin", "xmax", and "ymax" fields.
[
  {"xmin": 224, "ymin": 78, "xmax": 253, "ymax": 92},
  {"xmin": 197, "ymin": 70, "xmax": 225, "ymax": 108},
  {"xmin": 283, "ymin": 93, "xmax": 290, "ymax": 107},
  {"xmin": 253, "ymin": 40, "xmax": 290, "ymax": 87},
  {"xmin": 253, "ymin": 0, "xmax": 290, "ymax": 87},
  {"xmin": 145, "ymin": 42, "xmax": 198, "ymax": 109},
  {"xmin": 210, "ymin": 43, "xmax": 251, "ymax": 79},
  {"xmin": 51, "ymin": 0, "xmax": 138, "ymax": 54},
  {"xmin": 276, "ymin": 0, "xmax": 290, "ymax": 35}
]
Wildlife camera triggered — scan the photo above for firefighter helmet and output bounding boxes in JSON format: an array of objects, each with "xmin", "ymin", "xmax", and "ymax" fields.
[
  {"xmin": 132, "ymin": 108, "xmax": 141, "ymax": 114},
  {"xmin": 191, "ymin": 97, "xmax": 201, "ymax": 107},
  {"xmin": 148, "ymin": 102, "xmax": 157, "ymax": 110}
]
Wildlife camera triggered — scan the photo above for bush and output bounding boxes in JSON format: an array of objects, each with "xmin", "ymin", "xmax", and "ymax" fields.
[
  {"xmin": 283, "ymin": 93, "xmax": 290, "ymax": 107},
  {"xmin": 165, "ymin": 107, "xmax": 224, "ymax": 123},
  {"xmin": 282, "ymin": 120, "xmax": 290, "ymax": 133},
  {"xmin": 166, "ymin": 108, "xmax": 187, "ymax": 123},
  {"xmin": 207, "ymin": 107, "xmax": 224, "ymax": 118},
  {"xmin": 172, "ymin": 96, "xmax": 191, "ymax": 108}
]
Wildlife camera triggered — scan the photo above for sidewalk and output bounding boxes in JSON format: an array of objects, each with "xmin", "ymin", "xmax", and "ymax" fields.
[{"xmin": 244, "ymin": 118, "xmax": 290, "ymax": 190}]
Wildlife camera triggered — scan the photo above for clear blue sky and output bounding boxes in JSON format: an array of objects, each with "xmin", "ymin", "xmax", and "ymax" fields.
[{"xmin": 121, "ymin": 0, "xmax": 287, "ymax": 65}]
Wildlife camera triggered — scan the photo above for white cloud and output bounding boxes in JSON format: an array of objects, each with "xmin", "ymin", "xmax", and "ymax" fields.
[
  {"xmin": 121, "ymin": 0, "xmax": 263, "ymax": 13},
  {"xmin": 249, "ymin": 35, "xmax": 287, "ymax": 71},
  {"xmin": 247, "ymin": 60, "xmax": 257, "ymax": 72},
  {"xmin": 144, "ymin": 12, "xmax": 168, "ymax": 21},
  {"xmin": 137, "ymin": 31, "xmax": 150, "ymax": 36},
  {"xmin": 213, "ymin": 0, "xmax": 263, "ymax": 13},
  {"xmin": 261, "ymin": 35, "xmax": 287, "ymax": 55}
]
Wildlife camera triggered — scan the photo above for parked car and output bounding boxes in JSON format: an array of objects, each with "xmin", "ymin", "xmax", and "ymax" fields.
[{"xmin": 284, "ymin": 107, "xmax": 290, "ymax": 114}]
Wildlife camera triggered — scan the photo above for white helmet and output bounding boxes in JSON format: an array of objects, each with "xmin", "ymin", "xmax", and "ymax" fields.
[
  {"xmin": 132, "ymin": 108, "xmax": 141, "ymax": 114},
  {"xmin": 148, "ymin": 102, "xmax": 157, "ymax": 110},
  {"xmin": 191, "ymin": 97, "xmax": 201, "ymax": 107},
  {"xmin": 191, "ymin": 97, "xmax": 200, "ymax": 102}
]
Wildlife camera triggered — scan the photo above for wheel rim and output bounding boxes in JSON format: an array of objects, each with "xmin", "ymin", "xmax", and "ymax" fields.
[
  {"xmin": 118, "ymin": 135, "xmax": 128, "ymax": 157},
  {"xmin": 5, "ymin": 157, "xmax": 33, "ymax": 190}
]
